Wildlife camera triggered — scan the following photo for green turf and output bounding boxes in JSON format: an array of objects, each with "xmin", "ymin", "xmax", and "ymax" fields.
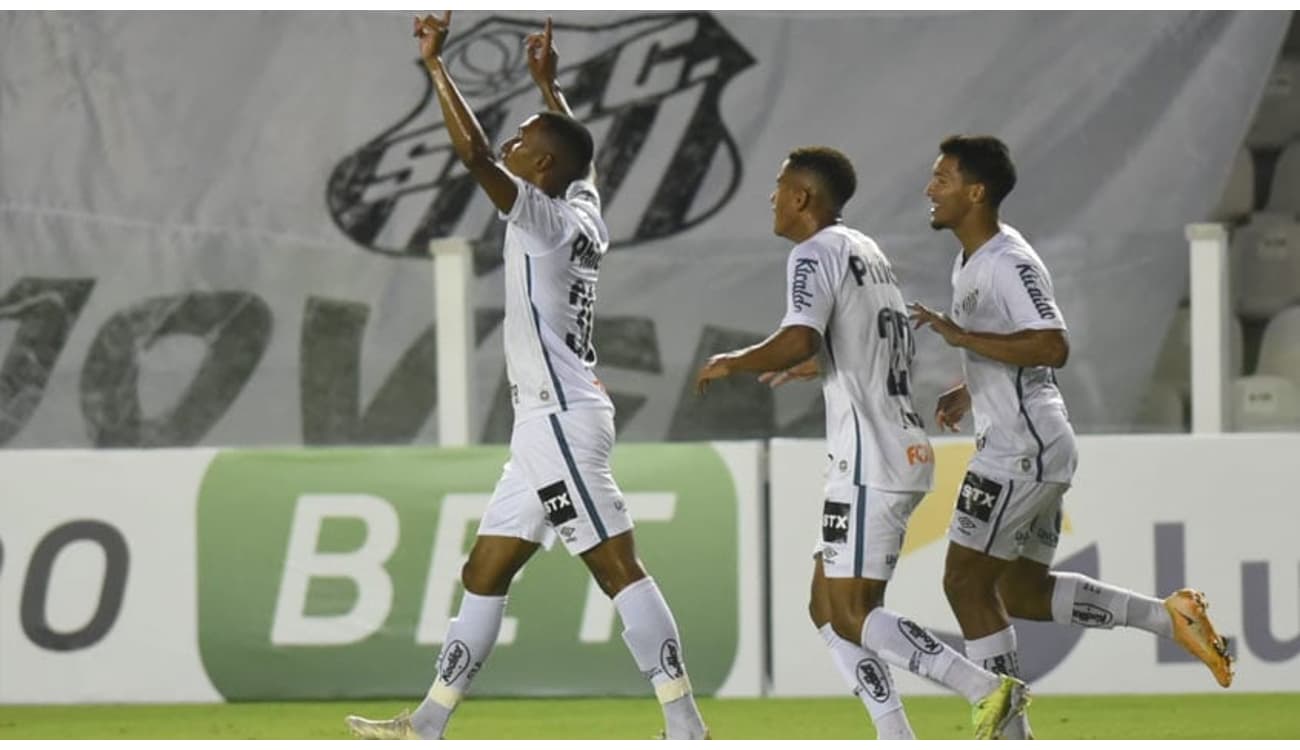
[{"xmin": 1, "ymin": 694, "xmax": 1297, "ymax": 739}]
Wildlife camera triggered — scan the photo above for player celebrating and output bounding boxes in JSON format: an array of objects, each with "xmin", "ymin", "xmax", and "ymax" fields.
[
  {"xmin": 345, "ymin": 14, "xmax": 709, "ymax": 740},
  {"xmin": 910, "ymin": 134, "xmax": 1233, "ymax": 739},
  {"xmin": 697, "ymin": 146, "xmax": 1028, "ymax": 740}
]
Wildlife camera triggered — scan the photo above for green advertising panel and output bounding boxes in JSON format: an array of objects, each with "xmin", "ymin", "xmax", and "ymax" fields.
[{"xmin": 196, "ymin": 444, "xmax": 740, "ymax": 700}]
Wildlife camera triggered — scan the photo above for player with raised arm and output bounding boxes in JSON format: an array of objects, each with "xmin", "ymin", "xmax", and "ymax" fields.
[
  {"xmin": 345, "ymin": 14, "xmax": 709, "ymax": 740},
  {"xmin": 910, "ymin": 134, "xmax": 1233, "ymax": 739},
  {"xmin": 696, "ymin": 146, "xmax": 1028, "ymax": 740}
]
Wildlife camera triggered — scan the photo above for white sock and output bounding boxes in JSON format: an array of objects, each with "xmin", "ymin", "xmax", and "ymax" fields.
[
  {"xmin": 411, "ymin": 591, "xmax": 507, "ymax": 739},
  {"xmin": 614, "ymin": 577, "xmax": 707, "ymax": 740},
  {"xmin": 819, "ymin": 624, "xmax": 915, "ymax": 739},
  {"xmin": 860, "ymin": 608, "xmax": 1000, "ymax": 704},
  {"xmin": 1050, "ymin": 572, "xmax": 1173, "ymax": 639},
  {"xmin": 966, "ymin": 627, "xmax": 1031, "ymax": 739}
]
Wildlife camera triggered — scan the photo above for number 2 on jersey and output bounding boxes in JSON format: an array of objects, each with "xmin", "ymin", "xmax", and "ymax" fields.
[{"xmin": 876, "ymin": 308, "xmax": 913, "ymax": 397}]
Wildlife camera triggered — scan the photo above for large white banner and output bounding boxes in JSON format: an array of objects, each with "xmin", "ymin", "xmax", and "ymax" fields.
[
  {"xmin": 770, "ymin": 435, "xmax": 1300, "ymax": 695},
  {"xmin": 0, "ymin": 442, "xmax": 763, "ymax": 703},
  {"xmin": 0, "ymin": 11, "xmax": 1288, "ymax": 449}
]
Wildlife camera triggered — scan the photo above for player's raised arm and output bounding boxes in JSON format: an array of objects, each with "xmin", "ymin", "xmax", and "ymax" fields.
[
  {"xmin": 525, "ymin": 17, "xmax": 595, "ymax": 183},
  {"xmin": 415, "ymin": 12, "xmax": 518, "ymax": 213}
]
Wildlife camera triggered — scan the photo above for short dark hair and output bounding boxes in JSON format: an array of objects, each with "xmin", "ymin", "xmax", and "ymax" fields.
[
  {"xmin": 535, "ymin": 111, "xmax": 594, "ymax": 186},
  {"xmin": 939, "ymin": 135, "xmax": 1017, "ymax": 207},
  {"xmin": 786, "ymin": 146, "xmax": 857, "ymax": 212}
]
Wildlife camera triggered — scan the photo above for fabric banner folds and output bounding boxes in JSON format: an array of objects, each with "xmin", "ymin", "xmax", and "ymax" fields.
[{"xmin": 0, "ymin": 11, "xmax": 1287, "ymax": 448}]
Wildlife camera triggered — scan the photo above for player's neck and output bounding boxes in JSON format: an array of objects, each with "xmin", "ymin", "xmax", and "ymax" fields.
[
  {"xmin": 788, "ymin": 216, "xmax": 840, "ymax": 244},
  {"xmin": 955, "ymin": 213, "xmax": 1000, "ymax": 259}
]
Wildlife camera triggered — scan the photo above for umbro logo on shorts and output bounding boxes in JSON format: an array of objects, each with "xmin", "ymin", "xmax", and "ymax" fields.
[
  {"xmin": 822, "ymin": 501, "xmax": 850, "ymax": 543},
  {"xmin": 538, "ymin": 481, "xmax": 578, "ymax": 526}
]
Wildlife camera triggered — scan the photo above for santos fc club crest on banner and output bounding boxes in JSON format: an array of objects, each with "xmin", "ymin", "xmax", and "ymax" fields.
[{"xmin": 327, "ymin": 12, "xmax": 754, "ymax": 267}]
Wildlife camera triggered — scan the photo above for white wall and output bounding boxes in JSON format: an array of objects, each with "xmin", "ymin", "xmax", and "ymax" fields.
[{"xmin": 770, "ymin": 435, "xmax": 1300, "ymax": 695}]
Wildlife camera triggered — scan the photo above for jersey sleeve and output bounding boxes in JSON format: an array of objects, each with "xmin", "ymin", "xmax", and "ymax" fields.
[
  {"xmin": 779, "ymin": 241, "xmax": 838, "ymax": 334},
  {"xmin": 499, "ymin": 172, "xmax": 580, "ymax": 254},
  {"xmin": 992, "ymin": 253, "xmax": 1067, "ymax": 331}
]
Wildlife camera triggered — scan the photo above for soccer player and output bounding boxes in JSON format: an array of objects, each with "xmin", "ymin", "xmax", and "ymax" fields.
[
  {"xmin": 696, "ymin": 146, "xmax": 1028, "ymax": 740},
  {"xmin": 345, "ymin": 14, "xmax": 709, "ymax": 740},
  {"xmin": 910, "ymin": 135, "xmax": 1234, "ymax": 739}
]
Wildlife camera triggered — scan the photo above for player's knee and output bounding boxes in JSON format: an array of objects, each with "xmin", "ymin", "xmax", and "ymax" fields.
[
  {"xmin": 944, "ymin": 566, "xmax": 992, "ymax": 608},
  {"xmin": 997, "ymin": 570, "xmax": 1052, "ymax": 613},
  {"xmin": 460, "ymin": 558, "xmax": 511, "ymax": 596},
  {"xmin": 829, "ymin": 605, "xmax": 867, "ymax": 645},
  {"xmin": 809, "ymin": 595, "xmax": 830, "ymax": 629},
  {"xmin": 590, "ymin": 558, "xmax": 647, "ymax": 598}
]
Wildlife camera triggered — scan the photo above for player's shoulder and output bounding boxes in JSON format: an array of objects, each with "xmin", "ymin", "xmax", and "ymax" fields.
[
  {"xmin": 794, "ymin": 224, "xmax": 879, "ymax": 260},
  {"xmin": 988, "ymin": 225, "xmax": 1047, "ymax": 272},
  {"xmin": 565, "ymin": 179, "xmax": 600, "ymax": 207}
]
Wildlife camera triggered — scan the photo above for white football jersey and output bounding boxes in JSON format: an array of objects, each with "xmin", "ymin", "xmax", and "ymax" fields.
[
  {"xmin": 780, "ymin": 224, "xmax": 934, "ymax": 493},
  {"xmin": 498, "ymin": 174, "xmax": 613, "ymax": 423},
  {"xmin": 949, "ymin": 224, "xmax": 1078, "ymax": 483}
]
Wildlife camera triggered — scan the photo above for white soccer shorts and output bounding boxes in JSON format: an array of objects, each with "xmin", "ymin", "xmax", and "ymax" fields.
[
  {"xmin": 816, "ymin": 484, "xmax": 925, "ymax": 580},
  {"xmin": 946, "ymin": 469, "xmax": 1068, "ymax": 563},
  {"xmin": 477, "ymin": 407, "xmax": 633, "ymax": 555}
]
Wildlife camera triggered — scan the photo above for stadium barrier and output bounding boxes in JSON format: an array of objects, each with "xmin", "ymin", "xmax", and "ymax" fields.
[
  {"xmin": 0, "ymin": 442, "xmax": 764, "ymax": 703},
  {"xmin": 770, "ymin": 434, "xmax": 1300, "ymax": 696},
  {"xmin": 2, "ymin": 434, "xmax": 1296, "ymax": 703}
]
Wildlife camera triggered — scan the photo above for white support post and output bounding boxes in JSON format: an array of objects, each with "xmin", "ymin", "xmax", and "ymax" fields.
[
  {"xmin": 1186, "ymin": 223, "xmax": 1230, "ymax": 434},
  {"xmin": 431, "ymin": 237, "xmax": 474, "ymax": 446}
]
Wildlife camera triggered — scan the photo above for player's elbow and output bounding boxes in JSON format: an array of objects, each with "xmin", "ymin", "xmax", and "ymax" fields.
[
  {"xmin": 1043, "ymin": 332, "xmax": 1069, "ymax": 368},
  {"xmin": 787, "ymin": 326, "xmax": 821, "ymax": 361}
]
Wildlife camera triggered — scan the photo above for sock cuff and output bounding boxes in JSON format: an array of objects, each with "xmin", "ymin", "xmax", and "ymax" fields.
[
  {"xmin": 817, "ymin": 623, "xmax": 838, "ymax": 646},
  {"xmin": 1050, "ymin": 571, "xmax": 1082, "ymax": 625},
  {"xmin": 426, "ymin": 680, "xmax": 463, "ymax": 710},
  {"xmin": 654, "ymin": 675, "xmax": 693, "ymax": 704},
  {"xmin": 459, "ymin": 590, "xmax": 507, "ymax": 618},
  {"xmin": 612, "ymin": 575, "xmax": 657, "ymax": 607},
  {"xmin": 964, "ymin": 626, "xmax": 1017, "ymax": 661}
]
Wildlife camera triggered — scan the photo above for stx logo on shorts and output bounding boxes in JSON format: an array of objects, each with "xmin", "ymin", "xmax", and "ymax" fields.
[
  {"xmin": 328, "ymin": 13, "xmax": 754, "ymax": 264},
  {"xmin": 898, "ymin": 618, "xmax": 944, "ymax": 655},
  {"xmin": 538, "ymin": 481, "xmax": 578, "ymax": 526},
  {"xmin": 822, "ymin": 501, "xmax": 850, "ymax": 543},
  {"xmin": 439, "ymin": 640, "xmax": 472, "ymax": 684},
  {"xmin": 854, "ymin": 658, "xmax": 890, "ymax": 703},
  {"xmin": 956, "ymin": 472, "xmax": 1002, "ymax": 523}
]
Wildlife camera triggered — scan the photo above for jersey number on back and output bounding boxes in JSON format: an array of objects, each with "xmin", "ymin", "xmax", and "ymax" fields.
[
  {"xmin": 876, "ymin": 308, "xmax": 913, "ymax": 397},
  {"xmin": 566, "ymin": 235, "xmax": 597, "ymax": 363}
]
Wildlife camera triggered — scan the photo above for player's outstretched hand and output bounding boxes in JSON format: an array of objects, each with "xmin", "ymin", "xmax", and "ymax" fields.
[
  {"xmin": 908, "ymin": 301, "xmax": 966, "ymax": 347},
  {"xmin": 695, "ymin": 354, "xmax": 735, "ymax": 396},
  {"xmin": 934, "ymin": 383, "xmax": 970, "ymax": 432},
  {"xmin": 758, "ymin": 356, "xmax": 820, "ymax": 388},
  {"xmin": 525, "ymin": 17, "xmax": 559, "ymax": 88},
  {"xmin": 414, "ymin": 11, "xmax": 452, "ymax": 64}
]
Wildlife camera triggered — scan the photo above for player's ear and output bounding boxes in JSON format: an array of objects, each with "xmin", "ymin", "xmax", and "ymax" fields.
[
  {"xmin": 795, "ymin": 188, "xmax": 811, "ymax": 211},
  {"xmin": 536, "ymin": 152, "xmax": 554, "ymax": 173},
  {"xmin": 968, "ymin": 182, "xmax": 987, "ymax": 206}
]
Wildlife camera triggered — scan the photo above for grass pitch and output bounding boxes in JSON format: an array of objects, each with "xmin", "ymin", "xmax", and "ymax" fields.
[{"xmin": 1, "ymin": 694, "xmax": 1296, "ymax": 740}]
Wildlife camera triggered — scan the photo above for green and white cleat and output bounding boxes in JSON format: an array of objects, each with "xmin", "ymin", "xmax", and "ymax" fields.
[
  {"xmin": 971, "ymin": 675, "xmax": 1031, "ymax": 740},
  {"xmin": 345, "ymin": 710, "xmax": 422, "ymax": 740}
]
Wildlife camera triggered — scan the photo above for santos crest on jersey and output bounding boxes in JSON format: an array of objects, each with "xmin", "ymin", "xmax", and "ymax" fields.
[{"xmin": 949, "ymin": 224, "xmax": 1077, "ymax": 483}]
